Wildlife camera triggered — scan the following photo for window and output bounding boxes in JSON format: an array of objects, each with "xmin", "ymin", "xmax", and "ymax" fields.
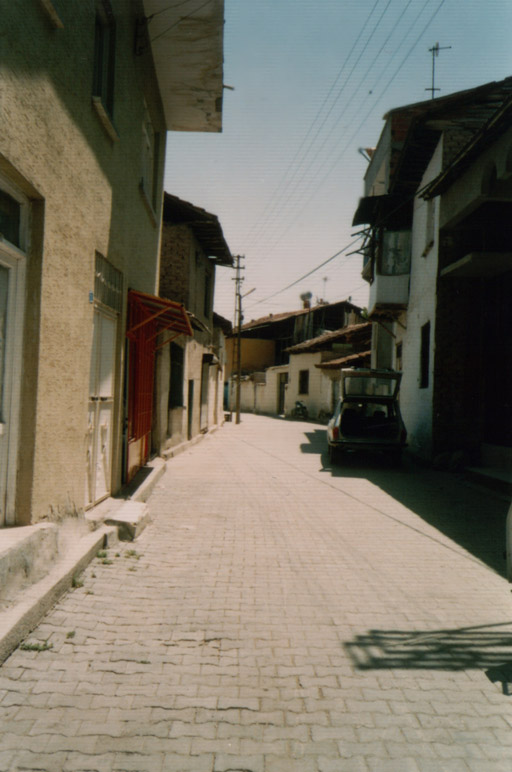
[
  {"xmin": 141, "ymin": 103, "xmax": 159, "ymax": 211},
  {"xmin": 299, "ymin": 369, "xmax": 309, "ymax": 395},
  {"xmin": 94, "ymin": 252, "xmax": 122, "ymax": 312},
  {"xmin": 93, "ymin": 1, "xmax": 116, "ymax": 119},
  {"xmin": 0, "ymin": 189, "xmax": 21, "ymax": 249},
  {"xmin": 204, "ymin": 270, "xmax": 212, "ymax": 318},
  {"xmin": 395, "ymin": 342, "xmax": 403, "ymax": 372},
  {"xmin": 169, "ymin": 344, "xmax": 184, "ymax": 408},
  {"xmin": 380, "ymin": 230, "xmax": 411, "ymax": 275},
  {"xmin": 420, "ymin": 322, "xmax": 430, "ymax": 389},
  {"xmin": 423, "ymin": 198, "xmax": 435, "ymax": 256}
]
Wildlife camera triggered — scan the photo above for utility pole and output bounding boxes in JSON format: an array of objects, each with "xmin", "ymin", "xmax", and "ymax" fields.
[
  {"xmin": 426, "ymin": 42, "xmax": 451, "ymax": 99},
  {"xmin": 231, "ymin": 255, "xmax": 245, "ymax": 424}
]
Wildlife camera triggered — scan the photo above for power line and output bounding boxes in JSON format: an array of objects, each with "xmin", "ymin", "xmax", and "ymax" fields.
[
  {"xmin": 242, "ymin": 0, "xmax": 435, "ymax": 260},
  {"xmin": 247, "ymin": 236, "xmax": 361, "ymax": 308},
  {"xmin": 249, "ymin": 0, "xmax": 447, "ymax": 256},
  {"xmin": 241, "ymin": 0, "xmax": 383, "ymax": 249}
]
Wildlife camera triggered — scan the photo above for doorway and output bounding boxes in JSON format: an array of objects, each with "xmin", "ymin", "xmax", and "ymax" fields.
[
  {"xmin": 278, "ymin": 372, "xmax": 288, "ymax": 414},
  {"xmin": 187, "ymin": 380, "xmax": 194, "ymax": 439},
  {"xmin": 86, "ymin": 307, "xmax": 117, "ymax": 507},
  {"xmin": 0, "ymin": 246, "xmax": 25, "ymax": 526},
  {"xmin": 0, "ymin": 183, "xmax": 27, "ymax": 527}
]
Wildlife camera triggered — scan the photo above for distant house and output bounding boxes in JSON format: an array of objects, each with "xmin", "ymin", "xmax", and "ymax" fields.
[
  {"xmin": 286, "ymin": 323, "xmax": 372, "ymax": 419},
  {"xmin": 226, "ymin": 299, "xmax": 363, "ymax": 374},
  {"xmin": 152, "ymin": 193, "xmax": 233, "ymax": 456},
  {"xmin": 353, "ymin": 76, "xmax": 512, "ymax": 472},
  {"xmin": 226, "ymin": 300, "xmax": 366, "ymax": 418},
  {"xmin": 1, "ymin": 0, "xmax": 225, "ymax": 526}
]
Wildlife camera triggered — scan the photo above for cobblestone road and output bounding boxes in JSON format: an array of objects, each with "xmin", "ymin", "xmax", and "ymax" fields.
[{"xmin": 1, "ymin": 414, "xmax": 512, "ymax": 772}]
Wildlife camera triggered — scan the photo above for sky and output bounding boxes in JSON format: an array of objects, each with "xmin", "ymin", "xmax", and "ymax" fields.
[{"xmin": 164, "ymin": 0, "xmax": 512, "ymax": 325}]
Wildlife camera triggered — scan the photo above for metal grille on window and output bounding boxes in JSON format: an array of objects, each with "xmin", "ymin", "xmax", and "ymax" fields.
[{"xmin": 95, "ymin": 252, "xmax": 122, "ymax": 312}]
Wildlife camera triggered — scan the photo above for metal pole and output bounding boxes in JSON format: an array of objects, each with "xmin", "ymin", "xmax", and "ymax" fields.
[{"xmin": 235, "ymin": 270, "xmax": 242, "ymax": 424}]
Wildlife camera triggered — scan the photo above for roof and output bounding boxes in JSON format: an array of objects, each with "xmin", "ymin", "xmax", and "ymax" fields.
[
  {"xmin": 142, "ymin": 0, "xmax": 224, "ymax": 132},
  {"xmin": 286, "ymin": 323, "xmax": 371, "ymax": 354},
  {"xmin": 241, "ymin": 299, "xmax": 360, "ymax": 333},
  {"xmin": 421, "ymin": 91, "xmax": 512, "ymax": 199},
  {"xmin": 241, "ymin": 308, "xmax": 308, "ymax": 332},
  {"xmin": 213, "ymin": 312, "xmax": 232, "ymax": 335},
  {"xmin": 382, "ymin": 77, "xmax": 512, "ymax": 199},
  {"xmin": 316, "ymin": 350, "xmax": 372, "ymax": 370},
  {"xmin": 163, "ymin": 193, "xmax": 232, "ymax": 266}
]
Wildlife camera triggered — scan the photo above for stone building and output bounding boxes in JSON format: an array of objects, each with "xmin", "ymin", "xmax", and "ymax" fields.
[{"xmin": 153, "ymin": 193, "xmax": 232, "ymax": 455}]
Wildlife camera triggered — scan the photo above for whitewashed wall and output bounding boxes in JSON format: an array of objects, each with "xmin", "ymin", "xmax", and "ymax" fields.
[
  {"xmin": 287, "ymin": 353, "xmax": 332, "ymax": 419},
  {"xmin": 396, "ymin": 137, "xmax": 442, "ymax": 459}
]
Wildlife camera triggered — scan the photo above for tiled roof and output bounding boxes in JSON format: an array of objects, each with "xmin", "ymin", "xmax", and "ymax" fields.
[
  {"xmin": 286, "ymin": 322, "xmax": 371, "ymax": 354},
  {"xmin": 315, "ymin": 349, "xmax": 372, "ymax": 370},
  {"xmin": 241, "ymin": 308, "xmax": 308, "ymax": 331}
]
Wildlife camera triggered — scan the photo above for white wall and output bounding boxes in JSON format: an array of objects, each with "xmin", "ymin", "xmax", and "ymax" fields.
[
  {"xmin": 287, "ymin": 353, "xmax": 332, "ymax": 419},
  {"xmin": 397, "ymin": 138, "xmax": 442, "ymax": 459}
]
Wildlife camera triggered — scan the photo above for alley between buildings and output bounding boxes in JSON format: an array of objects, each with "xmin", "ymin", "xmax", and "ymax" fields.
[{"xmin": 1, "ymin": 414, "xmax": 511, "ymax": 772}]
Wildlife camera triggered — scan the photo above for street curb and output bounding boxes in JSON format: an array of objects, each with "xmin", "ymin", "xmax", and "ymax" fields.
[
  {"xmin": 0, "ymin": 524, "xmax": 117, "ymax": 664},
  {"xmin": 129, "ymin": 457, "xmax": 167, "ymax": 503}
]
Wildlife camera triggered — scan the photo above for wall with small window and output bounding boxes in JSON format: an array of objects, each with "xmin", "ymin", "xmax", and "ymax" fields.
[{"xmin": 287, "ymin": 352, "xmax": 332, "ymax": 419}]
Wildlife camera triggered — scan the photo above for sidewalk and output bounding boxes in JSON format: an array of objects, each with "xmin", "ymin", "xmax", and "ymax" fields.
[{"xmin": 1, "ymin": 414, "xmax": 511, "ymax": 772}]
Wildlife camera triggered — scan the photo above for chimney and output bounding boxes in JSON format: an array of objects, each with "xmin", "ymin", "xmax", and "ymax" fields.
[{"xmin": 300, "ymin": 291, "xmax": 312, "ymax": 309}]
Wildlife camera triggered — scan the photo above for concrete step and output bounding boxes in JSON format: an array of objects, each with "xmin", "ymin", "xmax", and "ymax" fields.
[
  {"xmin": 105, "ymin": 500, "xmax": 151, "ymax": 541},
  {"xmin": 0, "ymin": 523, "xmax": 118, "ymax": 663},
  {"xmin": 0, "ymin": 523, "xmax": 59, "ymax": 610}
]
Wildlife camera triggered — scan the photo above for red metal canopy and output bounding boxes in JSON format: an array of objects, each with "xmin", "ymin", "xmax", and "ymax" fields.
[{"xmin": 126, "ymin": 289, "xmax": 193, "ymax": 348}]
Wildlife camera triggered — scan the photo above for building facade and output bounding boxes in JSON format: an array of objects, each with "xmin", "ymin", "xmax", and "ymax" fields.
[
  {"xmin": 353, "ymin": 77, "xmax": 512, "ymax": 468},
  {"xmin": 152, "ymin": 194, "xmax": 232, "ymax": 456},
  {"xmin": 2, "ymin": 0, "xmax": 225, "ymax": 525}
]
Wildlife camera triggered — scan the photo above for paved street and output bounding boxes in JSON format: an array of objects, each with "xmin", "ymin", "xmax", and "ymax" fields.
[{"xmin": 1, "ymin": 414, "xmax": 512, "ymax": 772}]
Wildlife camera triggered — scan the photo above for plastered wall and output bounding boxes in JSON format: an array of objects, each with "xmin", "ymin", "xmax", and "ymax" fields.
[{"xmin": 4, "ymin": 1, "xmax": 166, "ymax": 522}]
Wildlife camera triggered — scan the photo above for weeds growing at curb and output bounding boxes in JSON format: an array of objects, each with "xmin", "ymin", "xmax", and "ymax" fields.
[
  {"xmin": 125, "ymin": 550, "xmax": 142, "ymax": 560},
  {"xmin": 20, "ymin": 641, "xmax": 53, "ymax": 652},
  {"xmin": 72, "ymin": 575, "xmax": 84, "ymax": 588}
]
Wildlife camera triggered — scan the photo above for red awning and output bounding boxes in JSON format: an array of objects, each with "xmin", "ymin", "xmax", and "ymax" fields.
[{"xmin": 126, "ymin": 289, "xmax": 193, "ymax": 348}]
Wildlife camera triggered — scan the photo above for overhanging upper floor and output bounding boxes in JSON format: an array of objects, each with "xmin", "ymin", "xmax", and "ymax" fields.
[{"xmin": 142, "ymin": 0, "xmax": 224, "ymax": 132}]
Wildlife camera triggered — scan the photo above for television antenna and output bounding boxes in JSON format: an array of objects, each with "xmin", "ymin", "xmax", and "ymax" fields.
[{"xmin": 426, "ymin": 42, "xmax": 451, "ymax": 99}]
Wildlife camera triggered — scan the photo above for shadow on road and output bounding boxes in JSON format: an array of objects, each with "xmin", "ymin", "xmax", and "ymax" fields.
[
  {"xmin": 343, "ymin": 621, "xmax": 512, "ymax": 678},
  {"xmin": 300, "ymin": 428, "xmax": 509, "ymax": 578}
]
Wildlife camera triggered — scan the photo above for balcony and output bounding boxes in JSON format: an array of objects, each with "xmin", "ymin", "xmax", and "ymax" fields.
[
  {"xmin": 367, "ymin": 229, "xmax": 411, "ymax": 318},
  {"xmin": 368, "ymin": 273, "xmax": 410, "ymax": 318}
]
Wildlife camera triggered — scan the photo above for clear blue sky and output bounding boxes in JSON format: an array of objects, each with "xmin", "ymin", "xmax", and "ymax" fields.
[{"xmin": 164, "ymin": 0, "xmax": 512, "ymax": 324}]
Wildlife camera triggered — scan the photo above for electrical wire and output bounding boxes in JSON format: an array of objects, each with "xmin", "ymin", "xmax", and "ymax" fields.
[
  {"xmin": 242, "ymin": 0, "xmax": 383, "ymax": 248},
  {"xmin": 247, "ymin": 236, "xmax": 361, "ymax": 308},
  {"xmin": 242, "ymin": 0, "xmax": 435, "ymax": 261},
  {"xmin": 249, "ymin": 0, "xmax": 446, "ymax": 257}
]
